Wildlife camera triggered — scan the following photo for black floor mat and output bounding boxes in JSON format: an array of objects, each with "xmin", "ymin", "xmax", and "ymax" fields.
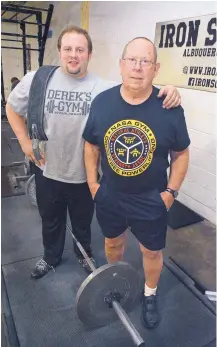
[
  {"xmin": 164, "ymin": 221, "xmax": 216, "ymax": 292},
  {"xmin": 2, "ymin": 252, "xmax": 216, "ymax": 347},
  {"xmin": 168, "ymin": 200, "xmax": 204, "ymax": 229},
  {"xmin": 2, "ymin": 196, "xmax": 216, "ymax": 347},
  {"xmin": 1, "ymin": 196, "xmax": 76, "ymax": 265}
]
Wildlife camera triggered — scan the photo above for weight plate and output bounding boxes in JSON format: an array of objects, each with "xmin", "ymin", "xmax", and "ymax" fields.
[
  {"xmin": 76, "ymin": 262, "xmax": 142, "ymax": 328},
  {"xmin": 24, "ymin": 156, "xmax": 31, "ymax": 176},
  {"xmin": 25, "ymin": 174, "xmax": 37, "ymax": 206}
]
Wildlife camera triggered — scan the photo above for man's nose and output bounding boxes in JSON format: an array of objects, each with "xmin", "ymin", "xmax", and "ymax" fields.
[
  {"xmin": 133, "ymin": 61, "xmax": 142, "ymax": 71},
  {"xmin": 69, "ymin": 49, "xmax": 78, "ymax": 57}
]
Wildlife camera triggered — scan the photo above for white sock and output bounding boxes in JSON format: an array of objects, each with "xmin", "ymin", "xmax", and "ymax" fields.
[{"xmin": 144, "ymin": 283, "xmax": 157, "ymax": 296}]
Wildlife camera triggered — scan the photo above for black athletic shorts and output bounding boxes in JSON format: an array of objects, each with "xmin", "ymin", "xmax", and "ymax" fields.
[{"xmin": 94, "ymin": 181, "xmax": 168, "ymax": 251}]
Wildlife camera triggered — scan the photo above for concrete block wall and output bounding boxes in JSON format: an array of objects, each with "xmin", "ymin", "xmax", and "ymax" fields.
[{"xmin": 2, "ymin": 1, "xmax": 216, "ymax": 224}]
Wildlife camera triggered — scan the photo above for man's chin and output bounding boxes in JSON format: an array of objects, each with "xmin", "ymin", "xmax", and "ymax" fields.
[
  {"xmin": 67, "ymin": 68, "xmax": 81, "ymax": 75},
  {"xmin": 128, "ymin": 84, "xmax": 143, "ymax": 90}
]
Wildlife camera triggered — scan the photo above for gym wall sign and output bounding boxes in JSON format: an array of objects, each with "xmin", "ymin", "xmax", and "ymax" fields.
[{"xmin": 154, "ymin": 14, "xmax": 217, "ymax": 93}]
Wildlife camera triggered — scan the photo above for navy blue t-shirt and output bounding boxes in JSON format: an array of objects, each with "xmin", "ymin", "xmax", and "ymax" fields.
[{"xmin": 83, "ymin": 85, "xmax": 190, "ymax": 194}]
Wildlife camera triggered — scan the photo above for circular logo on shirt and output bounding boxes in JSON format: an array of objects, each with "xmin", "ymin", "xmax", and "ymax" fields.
[{"xmin": 104, "ymin": 120, "xmax": 156, "ymax": 177}]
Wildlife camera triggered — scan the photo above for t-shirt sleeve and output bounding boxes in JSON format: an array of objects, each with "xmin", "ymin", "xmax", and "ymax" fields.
[
  {"xmin": 171, "ymin": 107, "xmax": 191, "ymax": 152},
  {"xmin": 83, "ymin": 104, "xmax": 99, "ymax": 145},
  {"xmin": 7, "ymin": 71, "xmax": 35, "ymax": 117}
]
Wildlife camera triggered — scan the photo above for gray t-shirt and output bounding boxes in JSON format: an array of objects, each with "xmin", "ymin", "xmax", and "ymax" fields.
[{"xmin": 8, "ymin": 67, "xmax": 117, "ymax": 183}]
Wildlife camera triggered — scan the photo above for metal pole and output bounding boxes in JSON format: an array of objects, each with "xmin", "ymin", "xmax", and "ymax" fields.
[
  {"xmin": 66, "ymin": 224, "xmax": 96, "ymax": 272},
  {"xmin": 1, "ymin": 5, "xmax": 40, "ymax": 16},
  {"xmin": 164, "ymin": 259, "xmax": 216, "ymax": 316},
  {"xmin": 36, "ymin": 12, "xmax": 43, "ymax": 67},
  {"xmin": 2, "ymin": 32, "xmax": 38, "ymax": 39},
  {"xmin": 1, "ymin": 39, "xmax": 23, "ymax": 42},
  {"xmin": 2, "ymin": 4, "xmax": 49, "ymax": 11},
  {"xmin": 21, "ymin": 14, "xmax": 33, "ymax": 21},
  {"xmin": 2, "ymin": 19, "xmax": 46, "ymax": 26},
  {"xmin": 1, "ymin": 47, "xmax": 40, "ymax": 51},
  {"xmin": 8, "ymin": 11, "xmax": 19, "ymax": 20},
  {"xmin": 112, "ymin": 301, "xmax": 145, "ymax": 347},
  {"xmin": 39, "ymin": 4, "xmax": 54, "ymax": 65},
  {"xmin": 2, "ymin": 162, "xmax": 25, "ymax": 168},
  {"xmin": 20, "ymin": 23, "xmax": 27, "ymax": 75}
]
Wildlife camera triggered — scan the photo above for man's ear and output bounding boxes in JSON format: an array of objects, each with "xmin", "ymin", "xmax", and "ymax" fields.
[{"xmin": 119, "ymin": 58, "xmax": 123, "ymax": 76}]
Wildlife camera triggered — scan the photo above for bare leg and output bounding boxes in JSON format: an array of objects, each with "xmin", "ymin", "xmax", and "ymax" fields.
[
  {"xmin": 105, "ymin": 232, "xmax": 127, "ymax": 263},
  {"xmin": 139, "ymin": 244, "xmax": 163, "ymax": 290}
]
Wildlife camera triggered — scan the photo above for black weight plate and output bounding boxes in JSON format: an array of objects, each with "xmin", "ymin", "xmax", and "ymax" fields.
[{"xmin": 76, "ymin": 262, "xmax": 142, "ymax": 328}]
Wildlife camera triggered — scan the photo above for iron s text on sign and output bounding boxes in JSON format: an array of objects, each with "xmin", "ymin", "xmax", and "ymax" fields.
[{"xmin": 154, "ymin": 14, "xmax": 217, "ymax": 92}]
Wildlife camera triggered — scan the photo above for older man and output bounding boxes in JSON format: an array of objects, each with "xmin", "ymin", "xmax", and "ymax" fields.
[{"xmin": 83, "ymin": 37, "xmax": 190, "ymax": 329}]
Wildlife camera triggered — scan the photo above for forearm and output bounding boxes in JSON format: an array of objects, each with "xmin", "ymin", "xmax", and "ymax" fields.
[
  {"xmin": 84, "ymin": 141, "xmax": 100, "ymax": 188},
  {"xmin": 168, "ymin": 149, "xmax": 189, "ymax": 190},
  {"xmin": 6, "ymin": 103, "xmax": 29, "ymax": 146}
]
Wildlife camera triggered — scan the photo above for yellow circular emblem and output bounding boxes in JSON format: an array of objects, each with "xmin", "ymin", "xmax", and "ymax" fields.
[{"xmin": 104, "ymin": 120, "xmax": 156, "ymax": 177}]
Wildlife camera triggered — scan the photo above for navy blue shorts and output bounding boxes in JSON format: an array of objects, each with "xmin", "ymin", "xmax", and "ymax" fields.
[{"xmin": 94, "ymin": 182, "xmax": 168, "ymax": 251}]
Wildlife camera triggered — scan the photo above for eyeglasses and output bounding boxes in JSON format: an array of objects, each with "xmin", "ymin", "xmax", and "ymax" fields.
[{"xmin": 123, "ymin": 58, "xmax": 155, "ymax": 68}]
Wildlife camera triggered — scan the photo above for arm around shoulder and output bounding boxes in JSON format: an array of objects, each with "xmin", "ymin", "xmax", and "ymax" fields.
[{"xmin": 157, "ymin": 85, "xmax": 181, "ymax": 109}]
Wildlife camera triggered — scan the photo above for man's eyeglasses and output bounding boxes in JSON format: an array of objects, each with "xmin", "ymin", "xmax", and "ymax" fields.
[{"xmin": 123, "ymin": 58, "xmax": 155, "ymax": 68}]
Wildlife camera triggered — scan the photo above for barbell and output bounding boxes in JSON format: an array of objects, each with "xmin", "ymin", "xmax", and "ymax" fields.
[{"xmin": 66, "ymin": 224, "xmax": 145, "ymax": 347}]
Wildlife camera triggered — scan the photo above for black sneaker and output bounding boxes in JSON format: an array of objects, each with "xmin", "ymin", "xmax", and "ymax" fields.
[
  {"xmin": 30, "ymin": 259, "xmax": 55, "ymax": 279},
  {"xmin": 142, "ymin": 295, "xmax": 161, "ymax": 329},
  {"xmin": 78, "ymin": 257, "xmax": 96, "ymax": 274}
]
